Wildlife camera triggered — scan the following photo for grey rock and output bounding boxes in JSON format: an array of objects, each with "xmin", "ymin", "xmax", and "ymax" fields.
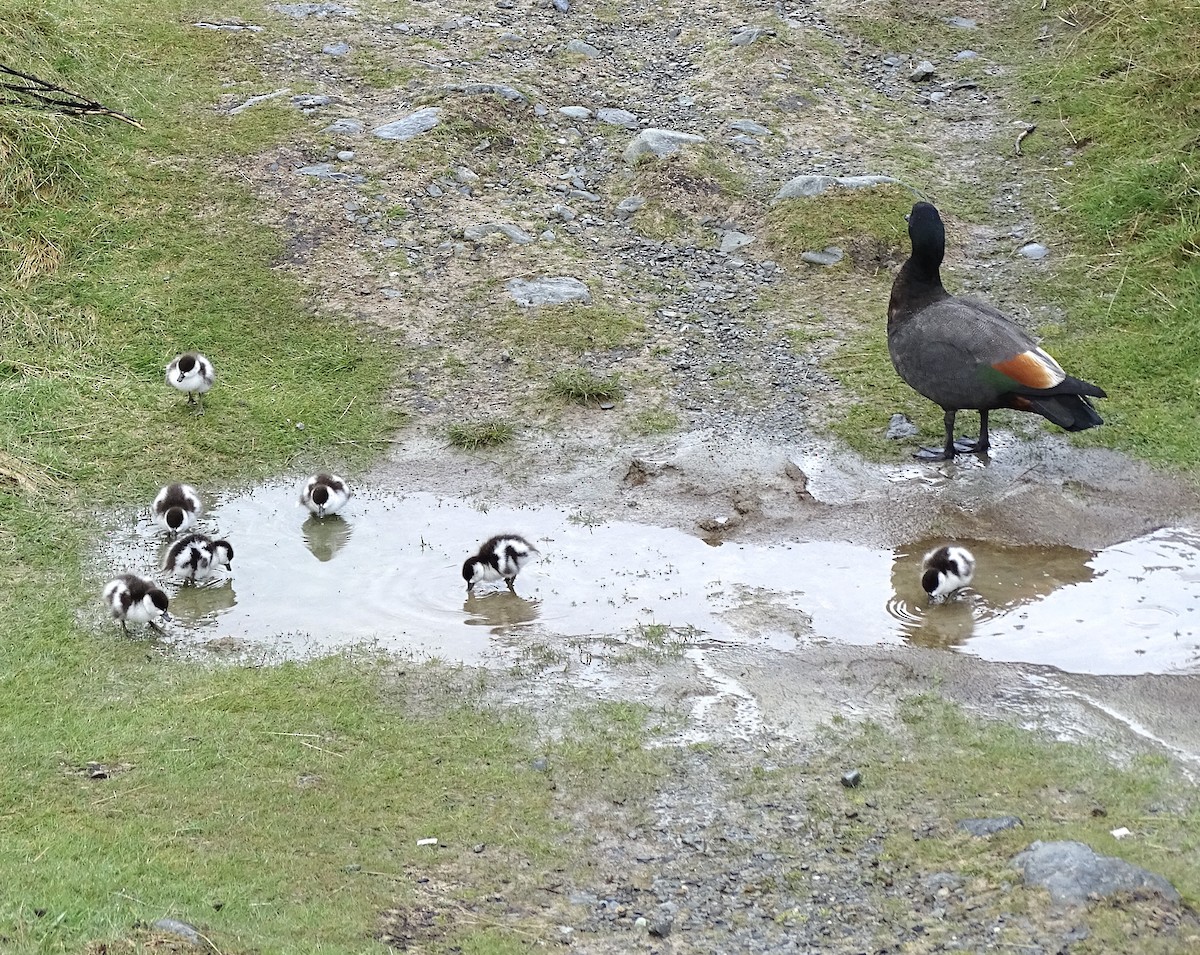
[
  {"xmin": 296, "ymin": 163, "xmax": 363, "ymax": 182},
  {"xmin": 730, "ymin": 26, "xmax": 773, "ymax": 46},
  {"xmin": 336, "ymin": 150, "xmax": 355, "ymax": 161},
  {"xmin": 193, "ymin": 21, "xmax": 264, "ymax": 32},
  {"xmin": 229, "ymin": 88, "xmax": 291, "ymax": 114},
  {"xmin": 373, "ymin": 107, "xmax": 442, "ymax": 141},
  {"xmin": 597, "ymin": 107, "xmax": 639, "ymax": 127},
  {"xmin": 840, "ymin": 769, "xmax": 862, "ymax": 788},
  {"xmin": 464, "ymin": 223, "xmax": 534, "ymax": 245},
  {"xmin": 885, "ymin": 413, "xmax": 919, "ymax": 440},
  {"xmin": 559, "ymin": 105, "xmax": 593, "ymax": 120},
  {"xmin": 291, "ymin": 94, "xmax": 332, "ymax": 108},
  {"xmin": 929, "ymin": 91, "xmax": 949, "ymax": 103},
  {"xmin": 380, "ymin": 238, "xmax": 400, "ymax": 249},
  {"xmin": 552, "ymin": 0, "xmax": 570, "ymax": 10},
  {"xmin": 729, "ymin": 119, "xmax": 770, "ymax": 136},
  {"xmin": 322, "ymin": 41, "xmax": 350, "ymax": 56},
  {"xmin": 566, "ymin": 38, "xmax": 601, "ymax": 57},
  {"xmin": 540, "ymin": 230, "xmax": 556, "ymax": 241},
  {"xmin": 835, "ymin": 174, "xmax": 902, "ymax": 189},
  {"xmin": 551, "ymin": 203, "xmax": 576, "ymax": 221},
  {"xmin": 391, "ymin": 22, "xmax": 411, "ymax": 32},
  {"xmin": 152, "ymin": 919, "xmax": 205, "ymax": 945},
  {"xmin": 425, "ymin": 183, "xmax": 444, "ymax": 197},
  {"xmin": 945, "ymin": 15, "xmax": 977, "ymax": 28},
  {"xmin": 533, "ymin": 103, "xmax": 548, "ymax": 116},
  {"xmin": 910, "ymin": 59, "xmax": 937, "ymax": 81},
  {"xmin": 443, "ymin": 82, "xmax": 527, "ymax": 103},
  {"xmin": 507, "ymin": 277, "xmax": 591, "ymax": 307},
  {"xmin": 1019, "ymin": 242, "xmax": 1049, "ymax": 259},
  {"xmin": 323, "ymin": 118, "xmax": 365, "ymax": 135},
  {"xmin": 954, "ymin": 49, "xmax": 980, "ymax": 60},
  {"xmin": 718, "ymin": 230, "xmax": 755, "ymax": 253},
  {"xmin": 531, "ymin": 756, "xmax": 550, "ymax": 771},
  {"xmin": 623, "ymin": 128, "xmax": 705, "ymax": 164},
  {"xmin": 1013, "ymin": 840, "xmax": 1181, "ymax": 905},
  {"xmin": 569, "ymin": 189, "xmax": 601, "ymax": 202},
  {"xmin": 456, "ymin": 167, "xmax": 479, "ymax": 183},
  {"xmin": 615, "ymin": 195, "xmax": 645, "ymax": 218},
  {"xmin": 500, "ymin": 31, "xmax": 524, "ymax": 45},
  {"xmin": 958, "ymin": 815, "xmax": 1023, "ymax": 837},
  {"xmin": 882, "ymin": 54, "xmax": 905, "ymax": 68},
  {"xmin": 800, "ymin": 246, "xmax": 844, "ymax": 267},
  {"xmin": 271, "ymin": 2, "xmax": 345, "ymax": 16},
  {"xmin": 776, "ymin": 174, "xmax": 837, "ymax": 198}
]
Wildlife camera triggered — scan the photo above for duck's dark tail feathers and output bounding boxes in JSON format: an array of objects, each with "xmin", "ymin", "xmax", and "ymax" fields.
[{"xmin": 1019, "ymin": 393, "xmax": 1104, "ymax": 432}]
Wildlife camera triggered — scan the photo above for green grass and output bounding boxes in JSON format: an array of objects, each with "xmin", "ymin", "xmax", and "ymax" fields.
[
  {"xmin": 447, "ymin": 417, "xmax": 515, "ymax": 450},
  {"xmin": 765, "ymin": 185, "xmax": 913, "ymax": 265},
  {"xmin": 550, "ymin": 368, "xmax": 623, "ymax": 405},
  {"xmin": 627, "ymin": 406, "xmax": 680, "ymax": 436},
  {"xmin": 1016, "ymin": 0, "xmax": 1200, "ymax": 469}
]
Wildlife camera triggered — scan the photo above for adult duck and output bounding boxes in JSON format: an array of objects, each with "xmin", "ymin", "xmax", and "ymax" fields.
[{"xmin": 888, "ymin": 202, "xmax": 1105, "ymax": 460}]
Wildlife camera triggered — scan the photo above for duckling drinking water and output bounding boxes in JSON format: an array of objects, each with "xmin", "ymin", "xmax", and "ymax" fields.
[
  {"xmin": 103, "ymin": 573, "xmax": 170, "ymax": 633},
  {"xmin": 164, "ymin": 533, "xmax": 234, "ymax": 582},
  {"xmin": 921, "ymin": 545, "xmax": 976, "ymax": 603},
  {"xmin": 300, "ymin": 473, "xmax": 351, "ymax": 518},
  {"xmin": 152, "ymin": 483, "xmax": 202, "ymax": 536},
  {"xmin": 463, "ymin": 534, "xmax": 539, "ymax": 593}
]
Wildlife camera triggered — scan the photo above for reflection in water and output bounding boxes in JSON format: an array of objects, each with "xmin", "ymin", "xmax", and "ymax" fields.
[
  {"xmin": 167, "ymin": 577, "xmax": 238, "ymax": 624},
  {"xmin": 888, "ymin": 539, "xmax": 1097, "ymax": 650},
  {"xmin": 463, "ymin": 591, "xmax": 542, "ymax": 635},
  {"xmin": 302, "ymin": 515, "xmax": 353, "ymax": 562}
]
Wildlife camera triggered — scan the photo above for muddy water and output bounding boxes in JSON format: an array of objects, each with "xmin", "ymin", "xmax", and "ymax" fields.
[{"xmin": 98, "ymin": 481, "xmax": 1200, "ymax": 675}]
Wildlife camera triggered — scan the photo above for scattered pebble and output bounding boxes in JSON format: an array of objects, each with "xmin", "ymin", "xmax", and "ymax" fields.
[
  {"xmin": 800, "ymin": 246, "xmax": 844, "ymax": 267},
  {"xmin": 322, "ymin": 41, "xmax": 350, "ymax": 56},
  {"xmin": 1019, "ymin": 242, "xmax": 1049, "ymax": 259},
  {"xmin": 886, "ymin": 413, "xmax": 919, "ymax": 440},
  {"xmin": 957, "ymin": 815, "xmax": 1023, "ymax": 837},
  {"xmin": 373, "ymin": 108, "xmax": 442, "ymax": 141},
  {"xmin": 910, "ymin": 60, "xmax": 937, "ymax": 82},
  {"xmin": 840, "ymin": 769, "xmax": 863, "ymax": 788}
]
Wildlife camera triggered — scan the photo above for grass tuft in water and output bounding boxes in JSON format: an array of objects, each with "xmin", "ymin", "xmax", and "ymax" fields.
[
  {"xmin": 551, "ymin": 368, "xmax": 623, "ymax": 404},
  {"xmin": 447, "ymin": 417, "xmax": 515, "ymax": 450}
]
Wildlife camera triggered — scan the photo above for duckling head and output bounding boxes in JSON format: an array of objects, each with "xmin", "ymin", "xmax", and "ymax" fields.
[
  {"xmin": 462, "ymin": 556, "xmax": 482, "ymax": 592},
  {"xmin": 143, "ymin": 587, "xmax": 171, "ymax": 623},
  {"xmin": 165, "ymin": 507, "xmax": 189, "ymax": 532},
  {"xmin": 175, "ymin": 354, "xmax": 197, "ymax": 381},
  {"xmin": 211, "ymin": 540, "xmax": 234, "ymax": 571},
  {"xmin": 311, "ymin": 484, "xmax": 330, "ymax": 518}
]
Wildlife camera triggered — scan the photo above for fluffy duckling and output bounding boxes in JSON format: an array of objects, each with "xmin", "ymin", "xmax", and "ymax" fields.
[
  {"xmin": 463, "ymin": 534, "xmax": 539, "ymax": 593},
  {"xmin": 921, "ymin": 545, "xmax": 976, "ymax": 603},
  {"xmin": 103, "ymin": 573, "xmax": 170, "ymax": 633},
  {"xmin": 300, "ymin": 473, "xmax": 351, "ymax": 518},
  {"xmin": 152, "ymin": 483, "xmax": 203, "ymax": 536},
  {"xmin": 164, "ymin": 533, "xmax": 234, "ymax": 582},
  {"xmin": 166, "ymin": 352, "xmax": 215, "ymax": 413},
  {"xmin": 888, "ymin": 202, "xmax": 1105, "ymax": 460}
]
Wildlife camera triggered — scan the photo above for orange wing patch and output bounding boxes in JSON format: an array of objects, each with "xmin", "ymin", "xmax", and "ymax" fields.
[{"xmin": 991, "ymin": 350, "xmax": 1063, "ymax": 390}]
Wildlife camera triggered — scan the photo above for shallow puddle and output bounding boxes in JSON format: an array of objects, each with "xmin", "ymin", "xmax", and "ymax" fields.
[{"xmin": 98, "ymin": 480, "xmax": 1200, "ymax": 675}]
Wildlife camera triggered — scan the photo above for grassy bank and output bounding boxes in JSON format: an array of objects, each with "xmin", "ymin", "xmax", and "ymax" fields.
[{"xmin": 0, "ymin": 3, "xmax": 622, "ymax": 952}]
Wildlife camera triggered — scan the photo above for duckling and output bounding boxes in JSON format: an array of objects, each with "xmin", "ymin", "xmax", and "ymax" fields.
[
  {"xmin": 166, "ymin": 352, "xmax": 215, "ymax": 413},
  {"xmin": 300, "ymin": 473, "xmax": 351, "ymax": 518},
  {"xmin": 463, "ymin": 534, "xmax": 539, "ymax": 593},
  {"xmin": 164, "ymin": 533, "xmax": 234, "ymax": 582},
  {"xmin": 921, "ymin": 545, "xmax": 976, "ymax": 604},
  {"xmin": 888, "ymin": 202, "xmax": 1105, "ymax": 460},
  {"xmin": 151, "ymin": 483, "xmax": 203, "ymax": 536},
  {"xmin": 103, "ymin": 573, "xmax": 170, "ymax": 633}
]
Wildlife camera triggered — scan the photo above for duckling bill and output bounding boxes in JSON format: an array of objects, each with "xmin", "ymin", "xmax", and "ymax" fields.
[
  {"xmin": 888, "ymin": 202, "xmax": 1105, "ymax": 460},
  {"xmin": 463, "ymin": 534, "xmax": 539, "ymax": 593}
]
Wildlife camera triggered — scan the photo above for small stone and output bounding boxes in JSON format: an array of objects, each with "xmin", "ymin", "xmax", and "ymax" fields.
[
  {"xmin": 291, "ymin": 94, "xmax": 332, "ymax": 108},
  {"xmin": 152, "ymin": 919, "xmax": 204, "ymax": 946},
  {"xmin": 551, "ymin": 203, "xmax": 576, "ymax": 221},
  {"xmin": 380, "ymin": 238, "xmax": 400, "ymax": 248},
  {"xmin": 730, "ymin": 26, "xmax": 773, "ymax": 46},
  {"xmin": 729, "ymin": 119, "xmax": 770, "ymax": 136},
  {"xmin": 1019, "ymin": 242, "xmax": 1049, "ymax": 259},
  {"xmin": 373, "ymin": 107, "xmax": 442, "ymax": 141},
  {"xmin": 886, "ymin": 413, "xmax": 919, "ymax": 440},
  {"xmin": 623, "ymin": 128, "xmax": 705, "ymax": 164},
  {"xmin": 954, "ymin": 50, "xmax": 979, "ymax": 60},
  {"xmin": 272, "ymin": 2, "xmax": 345, "ymax": 17},
  {"xmin": 718, "ymin": 230, "xmax": 755, "ymax": 253},
  {"xmin": 416, "ymin": 837, "xmax": 438, "ymax": 846},
  {"xmin": 531, "ymin": 756, "xmax": 550, "ymax": 771},
  {"xmin": 323, "ymin": 118, "xmax": 364, "ymax": 135},
  {"xmin": 800, "ymin": 246, "xmax": 844, "ymax": 266},
  {"xmin": 473, "ymin": 843, "xmax": 486, "ymax": 853},
  {"xmin": 322, "ymin": 41, "xmax": 350, "ymax": 56},
  {"xmin": 958, "ymin": 815, "xmax": 1023, "ymax": 837},
  {"xmin": 648, "ymin": 915, "xmax": 673, "ymax": 937},
  {"xmin": 295, "ymin": 422, "xmax": 306, "ymax": 431},
  {"xmin": 929, "ymin": 91, "xmax": 949, "ymax": 103},
  {"xmin": 841, "ymin": 769, "xmax": 863, "ymax": 788},
  {"xmin": 559, "ymin": 105, "xmax": 593, "ymax": 120},
  {"xmin": 566, "ymin": 38, "xmax": 600, "ymax": 57},
  {"xmin": 456, "ymin": 167, "xmax": 479, "ymax": 183},
  {"xmin": 596, "ymin": 107, "xmax": 638, "ymax": 127},
  {"xmin": 776, "ymin": 174, "xmax": 837, "ymax": 198},
  {"xmin": 508, "ymin": 278, "xmax": 589, "ymax": 306},
  {"xmin": 615, "ymin": 195, "xmax": 645, "ymax": 218},
  {"xmin": 552, "ymin": 0, "xmax": 569, "ymax": 11},
  {"xmin": 336, "ymin": 150, "xmax": 355, "ymax": 161},
  {"xmin": 1013, "ymin": 840, "xmax": 1181, "ymax": 905},
  {"xmin": 910, "ymin": 60, "xmax": 937, "ymax": 81},
  {"xmin": 634, "ymin": 916, "xmax": 649, "ymax": 929},
  {"xmin": 945, "ymin": 15, "xmax": 977, "ymax": 28}
]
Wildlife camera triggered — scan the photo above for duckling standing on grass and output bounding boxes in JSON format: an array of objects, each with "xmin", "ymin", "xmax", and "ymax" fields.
[
  {"xmin": 164, "ymin": 533, "xmax": 234, "ymax": 582},
  {"xmin": 888, "ymin": 202, "xmax": 1105, "ymax": 460},
  {"xmin": 103, "ymin": 573, "xmax": 171, "ymax": 634},
  {"xmin": 300, "ymin": 473, "xmax": 351, "ymax": 518},
  {"xmin": 922, "ymin": 545, "xmax": 976, "ymax": 604},
  {"xmin": 151, "ymin": 483, "xmax": 203, "ymax": 536},
  {"xmin": 166, "ymin": 352, "xmax": 215, "ymax": 413},
  {"xmin": 463, "ymin": 534, "xmax": 539, "ymax": 593}
]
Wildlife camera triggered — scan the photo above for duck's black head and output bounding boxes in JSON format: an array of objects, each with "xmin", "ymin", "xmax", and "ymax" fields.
[
  {"xmin": 166, "ymin": 507, "xmax": 186, "ymax": 530},
  {"xmin": 312, "ymin": 485, "xmax": 330, "ymax": 506},
  {"xmin": 921, "ymin": 567, "xmax": 942, "ymax": 596},
  {"xmin": 907, "ymin": 202, "xmax": 945, "ymax": 272},
  {"xmin": 149, "ymin": 588, "xmax": 170, "ymax": 613},
  {"xmin": 462, "ymin": 557, "xmax": 479, "ymax": 586},
  {"xmin": 177, "ymin": 354, "xmax": 197, "ymax": 374}
]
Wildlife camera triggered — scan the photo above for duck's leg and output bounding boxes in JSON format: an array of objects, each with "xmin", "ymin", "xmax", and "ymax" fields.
[
  {"xmin": 955, "ymin": 410, "xmax": 990, "ymax": 454},
  {"xmin": 119, "ymin": 619, "xmax": 129, "ymax": 635},
  {"xmin": 915, "ymin": 409, "xmax": 961, "ymax": 460},
  {"xmin": 505, "ymin": 577, "xmax": 517, "ymax": 593},
  {"xmin": 194, "ymin": 392, "xmax": 205, "ymax": 416}
]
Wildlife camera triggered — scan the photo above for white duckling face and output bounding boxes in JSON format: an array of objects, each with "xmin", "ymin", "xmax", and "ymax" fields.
[
  {"xmin": 130, "ymin": 589, "xmax": 170, "ymax": 625},
  {"xmin": 210, "ymin": 540, "xmax": 234, "ymax": 570},
  {"xmin": 462, "ymin": 557, "xmax": 492, "ymax": 591}
]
